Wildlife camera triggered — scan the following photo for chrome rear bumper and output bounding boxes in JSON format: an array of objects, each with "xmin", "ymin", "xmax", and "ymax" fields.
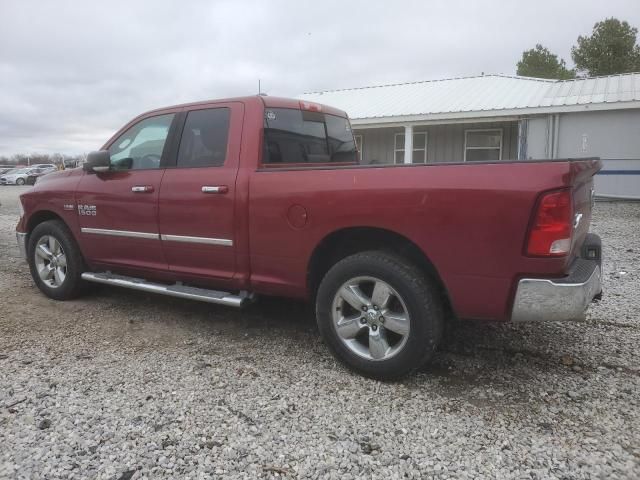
[
  {"xmin": 511, "ymin": 257, "xmax": 602, "ymax": 322},
  {"xmin": 511, "ymin": 262, "xmax": 602, "ymax": 322}
]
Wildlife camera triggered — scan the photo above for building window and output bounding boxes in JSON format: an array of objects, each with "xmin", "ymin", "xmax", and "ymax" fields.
[
  {"xmin": 464, "ymin": 129, "xmax": 503, "ymax": 161},
  {"xmin": 354, "ymin": 134, "xmax": 363, "ymax": 162},
  {"xmin": 394, "ymin": 132, "xmax": 427, "ymax": 164}
]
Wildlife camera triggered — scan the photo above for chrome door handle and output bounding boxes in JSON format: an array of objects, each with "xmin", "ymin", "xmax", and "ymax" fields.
[
  {"xmin": 202, "ymin": 185, "xmax": 228, "ymax": 194},
  {"xmin": 132, "ymin": 185, "xmax": 154, "ymax": 193}
]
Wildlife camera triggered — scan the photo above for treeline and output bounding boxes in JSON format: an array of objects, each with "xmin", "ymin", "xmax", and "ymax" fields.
[
  {"xmin": 0, "ymin": 153, "xmax": 86, "ymax": 167},
  {"xmin": 517, "ymin": 18, "xmax": 640, "ymax": 79}
]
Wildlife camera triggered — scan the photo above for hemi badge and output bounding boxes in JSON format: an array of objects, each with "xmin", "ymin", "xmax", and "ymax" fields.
[{"xmin": 63, "ymin": 204, "xmax": 75, "ymax": 211}]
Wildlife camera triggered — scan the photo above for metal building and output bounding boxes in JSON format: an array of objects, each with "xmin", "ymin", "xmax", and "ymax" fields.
[{"xmin": 299, "ymin": 73, "xmax": 640, "ymax": 199}]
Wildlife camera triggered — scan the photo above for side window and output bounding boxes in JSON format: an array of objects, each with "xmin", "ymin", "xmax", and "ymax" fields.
[
  {"xmin": 325, "ymin": 114, "xmax": 358, "ymax": 163},
  {"xmin": 109, "ymin": 114, "xmax": 174, "ymax": 170},
  {"xmin": 262, "ymin": 108, "xmax": 357, "ymax": 165},
  {"xmin": 177, "ymin": 108, "xmax": 230, "ymax": 168}
]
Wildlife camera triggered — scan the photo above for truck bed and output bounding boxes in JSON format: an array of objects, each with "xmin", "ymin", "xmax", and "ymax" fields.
[{"xmin": 248, "ymin": 158, "xmax": 601, "ymax": 321}]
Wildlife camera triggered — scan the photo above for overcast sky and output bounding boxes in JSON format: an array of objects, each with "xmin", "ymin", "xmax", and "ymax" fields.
[{"xmin": 1, "ymin": 0, "xmax": 639, "ymax": 157}]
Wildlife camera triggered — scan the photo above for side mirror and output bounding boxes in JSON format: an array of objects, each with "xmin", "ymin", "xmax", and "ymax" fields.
[{"xmin": 83, "ymin": 150, "xmax": 111, "ymax": 173}]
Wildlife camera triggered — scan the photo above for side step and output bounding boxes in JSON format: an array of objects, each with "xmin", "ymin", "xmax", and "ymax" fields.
[{"xmin": 81, "ymin": 272, "xmax": 251, "ymax": 308}]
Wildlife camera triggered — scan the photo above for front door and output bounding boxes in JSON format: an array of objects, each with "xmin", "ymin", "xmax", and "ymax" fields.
[
  {"xmin": 76, "ymin": 112, "xmax": 176, "ymax": 272},
  {"xmin": 158, "ymin": 103, "xmax": 243, "ymax": 282}
]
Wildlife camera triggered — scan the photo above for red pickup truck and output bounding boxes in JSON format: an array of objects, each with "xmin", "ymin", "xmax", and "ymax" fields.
[{"xmin": 16, "ymin": 95, "xmax": 603, "ymax": 379}]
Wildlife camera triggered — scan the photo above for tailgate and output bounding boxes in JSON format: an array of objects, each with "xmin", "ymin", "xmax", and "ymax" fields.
[{"xmin": 569, "ymin": 159, "xmax": 601, "ymax": 257}]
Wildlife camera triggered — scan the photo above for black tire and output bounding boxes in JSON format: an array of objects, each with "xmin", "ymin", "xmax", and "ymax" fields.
[
  {"xmin": 27, "ymin": 220, "xmax": 87, "ymax": 300},
  {"xmin": 316, "ymin": 251, "xmax": 443, "ymax": 380},
  {"xmin": 16, "ymin": 178, "xmax": 25, "ymax": 186}
]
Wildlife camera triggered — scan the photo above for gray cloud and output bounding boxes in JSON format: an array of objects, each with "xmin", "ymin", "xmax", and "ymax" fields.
[{"xmin": 1, "ymin": 0, "xmax": 638, "ymax": 156}]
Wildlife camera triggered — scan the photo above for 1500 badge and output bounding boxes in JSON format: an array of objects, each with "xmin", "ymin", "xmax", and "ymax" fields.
[{"xmin": 77, "ymin": 204, "xmax": 97, "ymax": 216}]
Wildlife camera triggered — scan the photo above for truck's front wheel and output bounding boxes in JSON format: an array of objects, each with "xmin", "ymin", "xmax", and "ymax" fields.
[
  {"xmin": 316, "ymin": 251, "xmax": 443, "ymax": 380},
  {"xmin": 27, "ymin": 220, "xmax": 87, "ymax": 300}
]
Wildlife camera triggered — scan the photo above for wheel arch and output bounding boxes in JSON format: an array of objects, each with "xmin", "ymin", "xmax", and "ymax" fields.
[
  {"xmin": 307, "ymin": 226, "xmax": 455, "ymax": 318},
  {"xmin": 24, "ymin": 210, "xmax": 71, "ymax": 244}
]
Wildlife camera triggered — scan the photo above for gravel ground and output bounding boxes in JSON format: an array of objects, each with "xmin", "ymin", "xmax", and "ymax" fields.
[{"xmin": 0, "ymin": 185, "xmax": 639, "ymax": 479}]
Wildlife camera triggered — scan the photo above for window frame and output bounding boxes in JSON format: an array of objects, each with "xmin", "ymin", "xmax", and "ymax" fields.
[
  {"xmin": 464, "ymin": 128, "xmax": 503, "ymax": 162},
  {"xmin": 394, "ymin": 131, "xmax": 428, "ymax": 164}
]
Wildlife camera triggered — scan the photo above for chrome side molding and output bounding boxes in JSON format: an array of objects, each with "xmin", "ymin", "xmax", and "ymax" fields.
[
  {"xmin": 81, "ymin": 228, "xmax": 159, "ymax": 240},
  {"xmin": 80, "ymin": 228, "xmax": 233, "ymax": 246},
  {"xmin": 81, "ymin": 272, "xmax": 251, "ymax": 308},
  {"xmin": 160, "ymin": 234, "xmax": 233, "ymax": 246}
]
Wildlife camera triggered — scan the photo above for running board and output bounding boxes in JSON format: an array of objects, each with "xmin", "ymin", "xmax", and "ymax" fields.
[{"xmin": 81, "ymin": 272, "xmax": 251, "ymax": 308}]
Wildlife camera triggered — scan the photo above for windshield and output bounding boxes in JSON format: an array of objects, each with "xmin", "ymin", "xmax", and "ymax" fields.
[{"xmin": 262, "ymin": 108, "xmax": 357, "ymax": 165}]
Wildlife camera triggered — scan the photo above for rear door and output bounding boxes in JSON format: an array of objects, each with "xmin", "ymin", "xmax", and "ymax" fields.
[
  {"xmin": 75, "ymin": 112, "xmax": 176, "ymax": 271},
  {"xmin": 157, "ymin": 103, "xmax": 243, "ymax": 282}
]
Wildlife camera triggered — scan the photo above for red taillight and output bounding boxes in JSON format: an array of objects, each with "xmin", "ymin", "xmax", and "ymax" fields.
[
  {"xmin": 299, "ymin": 100, "xmax": 322, "ymax": 112},
  {"xmin": 526, "ymin": 189, "xmax": 573, "ymax": 256}
]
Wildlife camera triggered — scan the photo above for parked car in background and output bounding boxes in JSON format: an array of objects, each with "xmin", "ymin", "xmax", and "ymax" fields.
[
  {"xmin": 31, "ymin": 163, "xmax": 59, "ymax": 171},
  {"xmin": 1, "ymin": 168, "xmax": 45, "ymax": 185},
  {"xmin": 15, "ymin": 96, "xmax": 603, "ymax": 379},
  {"xmin": 0, "ymin": 166, "xmax": 16, "ymax": 175},
  {"xmin": 26, "ymin": 167, "xmax": 56, "ymax": 185}
]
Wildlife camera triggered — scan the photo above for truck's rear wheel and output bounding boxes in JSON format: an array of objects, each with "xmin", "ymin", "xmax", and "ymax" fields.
[
  {"xmin": 316, "ymin": 251, "xmax": 443, "ymax": 380},
  {"xmin": 27, "ymin": 220, "xmax": 87, "ymax": 300}
]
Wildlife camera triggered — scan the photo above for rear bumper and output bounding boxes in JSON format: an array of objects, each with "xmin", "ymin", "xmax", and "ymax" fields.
[
  {"xmin": 16, "ymin": 232, "xmax": 27, "ymax": 260},
  {"xmin": 511, "ymin": 235, "xmax": 603, "ymax": 322}
]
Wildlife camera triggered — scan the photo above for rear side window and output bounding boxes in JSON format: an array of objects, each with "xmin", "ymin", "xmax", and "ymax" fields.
[
  {"xmin": 262, "ymin": 108, "xmax": 357, "ymax": 165},
  {"xmin": 177, "ymin": 108, "xmax": 230, "ymax": 167}
]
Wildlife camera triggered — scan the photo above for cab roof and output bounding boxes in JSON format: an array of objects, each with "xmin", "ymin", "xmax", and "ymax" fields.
[{"xmin": 141, "ymin": 95, "xmax": 349, "ymax": 119}]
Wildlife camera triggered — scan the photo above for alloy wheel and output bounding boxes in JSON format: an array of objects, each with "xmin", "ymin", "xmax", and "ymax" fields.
[
  {"xmin": 34, "ymin": 235, "xmax": 67, "ymax": 288},
  {"xmin": 331, "ymin": 276, "xmax": 411, "ymax": 361}
]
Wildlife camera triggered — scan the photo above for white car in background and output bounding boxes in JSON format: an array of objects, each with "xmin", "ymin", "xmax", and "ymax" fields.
[
  {"xmin": 31, "ymin": 163, "xmax": 58, "ymax": 171},
  {"xmin": 0, "ymin": 168, "xmax": 47, "ymax": 185}
]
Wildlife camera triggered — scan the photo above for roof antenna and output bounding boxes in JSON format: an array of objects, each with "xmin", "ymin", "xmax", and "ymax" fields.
[{"xmin": 258, "ymin": 79, "xmax": 267, "ymax": 96}]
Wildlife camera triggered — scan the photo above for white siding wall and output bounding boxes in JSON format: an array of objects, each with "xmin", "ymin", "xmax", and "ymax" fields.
[
  {"xmin": 525, "ymin": 109, "xmax": 640, "ymax": 198},
  {"xmin": 354, "ymin": 122, "xmax": 518, "ymax": 164},
  {"xmin": 525, "ymin": 117, "xmax": 548, "ymax": 159},
  {"xmin": 352, "ymin": 110, "xmax": 638, "ymax": 197},
  {"xmin": 555, "ymin": 110, "xmax": 640, "ymax": 159}
]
